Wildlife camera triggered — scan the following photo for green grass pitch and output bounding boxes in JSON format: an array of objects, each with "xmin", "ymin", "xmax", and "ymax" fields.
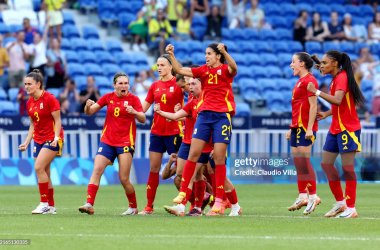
[{"xmin": 0, "ymin": 183, "xmax": 379, "ymax": 250}]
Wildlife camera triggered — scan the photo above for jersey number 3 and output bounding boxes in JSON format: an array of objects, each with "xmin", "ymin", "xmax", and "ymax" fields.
[{"xmin": 34, "ymin": 112, "xmax": 40, "ymax": 122}]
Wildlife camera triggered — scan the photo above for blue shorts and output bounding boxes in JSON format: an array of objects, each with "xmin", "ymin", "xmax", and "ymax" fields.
[
  {"xmin": 193, "ymin": 111, "xmax": 232, "ymax": 144},
  {"xmin": 96, "ymin": 142, "xmax": 134, "ymax": 163},
  {"xmin": 323, "ymin": 129, "xmax": 361, "ymax": 153},
  {"xmin": 290, "ymin": 127, "xmax": 316, "ymax": 147},
  {"xmin": 149, "ymin": 133, "xmax": 179, "ymax": 155},
  {"xmin": 33, "ymin": 139, "xmax": 63, "ymax": 158},
  {"xmin": 177, "ymin": 142, "xmax": 210, "ymax": 164},
  {"xmin": 207, "ymin": 153, "xmax": 227, "ymax": 169}
]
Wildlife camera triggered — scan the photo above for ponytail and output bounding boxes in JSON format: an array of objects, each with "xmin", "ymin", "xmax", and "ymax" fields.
[
  {"xmin": 294, "ymin": 52, "xmax": 320, "ymax": 72},
  {"xmin": 325, "ymin": 50, "xmax": 366, "ymax": 105}
]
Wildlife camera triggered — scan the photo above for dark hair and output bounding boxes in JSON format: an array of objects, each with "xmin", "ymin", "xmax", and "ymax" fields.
[
  {"xmin": 66, "ymin": 77, "xmax": 75, "ymax": 85},
  {"xmin": 159, "ymin": 54, "xmax": 175, "ymax": 76},
  {"xmin": 113, "ymin": 72, "xmax": 129, "ymax": 84},
  {"xmin": 298, "ymin": 10, "xmax": 308, "ymax": 17},
  {"xmin": 207, "ymin": 43, "xmax": 228, "ymax": 64},
  {"xmin": 294, "ymin": 52, "xmax": 320, "ymax": 71},
  {"xmin": 26, "ymin": 69, "xmax": 44, "ymax": 90},
  {"xmin": 323, "ymin": 50, "xmax": 366, "ymax": 105},
  {"xmin": 312, "ymin": 12, "xmax": 322, "ymax": 28},
  {"xmin": 373, "ymin": 12, "xmax": 380, "ymax": 24}
]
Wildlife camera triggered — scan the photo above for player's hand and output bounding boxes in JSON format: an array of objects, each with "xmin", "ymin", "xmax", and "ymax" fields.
[
  {"xmin": 170, "ymin": 153, "xmax": 178, "ymax": 162},
  {"xmin": 166, "ymin": 118, "xmax": 172, "ymax": 122},
  {"xmin": 210, "ymin": 149, "xmax": 214, "ymax": 160},
  {"xmin": 217, "ymin": 43, "xmax": 226, "ymax": 54},
  {"xmin": 154, "ymin": 103, "xmax": 161, "ymax": 112},
  {"xmin": 286, "ymin": 129, "xmax": 291, "ymax": 141},
  {"xmin": 126, "ymin": 105, "xmax": 136, "ymax": 115},
  {"xmin": 316, "ymin": 112, "xmax": 327, "ymax": 121},
  {"xmin": 18, "ymin": 142, "xmax": 28, "ymax": 151},
  {"xmin": 165, "ymin": 44, "xmax": 174, "ymax": 54},
  {"xmin": 50, "ymin": 140, "xmax": 57, "ymax": 148},
  {"xmin": 307, "ymin": 82, "xmax": 317, "ymax": 94},
  {"xmin": 305, "ymin": 129, "xmax": 313, "ymax": 140},
  {"xmin": 182, "ymin": 125, "xmax": 185, "ymax": 134},
  {"xmin": 174, "ymin": 103, "xmax": 181, "ymax": 113},
  {"xmin": 86, "ymin": 99, "xmax": 95, "ymax": 108}
]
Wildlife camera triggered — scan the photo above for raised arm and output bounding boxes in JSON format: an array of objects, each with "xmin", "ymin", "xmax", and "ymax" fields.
[
  {"xmin": 84, "ymin": 99, "xmax": 102, "ymax": 115},
  {"xmin": 220, "ymin": 0, "xmax": 226, "ymax": 16},
  {"xmin": 42, "ymin": 17, "xmax": 51, "ymax": 43},
  {"xmin": 218, "ymin": 43, "xmax": 237, "ymax": 75},
  {"xmin": 166, "ymin": 44, "xmax": 193, "ymax": 77}
]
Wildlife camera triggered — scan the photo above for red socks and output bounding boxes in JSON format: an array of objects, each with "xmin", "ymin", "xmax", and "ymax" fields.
[
  {"xmin": 179, "ymin": 160, "xmax": 197, "ymax": 193},
  {"xmin": 147, "ymin": 172, "xmax": 159, "ymax": 208},
  {"xmin": 194, "ymin": 180, "xmax": 206, "ymax": 208},
  {"xmin": 215, "ymin": 164, "xmax": 226, "ymax": 200},
  {"xmin": 87, "ymin": 184, "xmax": 99, "ymax": 206},
  {"xmin": 38, "ymin": 182, "xmax": 49, "ymax": 202},
  {"xmin": 298, "ymin": 157, "xmax": 317, "ymax": 195},
  {"xmin": 293, "ymin": 157, "xmax": 307, "ymax": 194},
  {"xmin": 126, "ymin": 191, "xmax": 137, "ymax": 208},
  {"xmin": 48, "ymin": 188, "xmax": 54, "ymax": 207},
  {"xmin": 181, "ymin": 188, "xmax": 193, "ymax": 205},
  {"xmin": 343, "ymin": 165, "xmax": 357, "ymax": 208},
  {"xmin": 226, "ymin": 188, "xmax": 238, "ymax": 205},
  {"xmin": 321, "ymin": 163, "xmax": 344, "ymax": 202}
]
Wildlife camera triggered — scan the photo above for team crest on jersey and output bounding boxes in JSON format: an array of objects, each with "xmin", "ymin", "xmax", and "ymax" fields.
[
  {"xmin": 124, "ymin": 101, "xmax": 128, "ymax": 107},
  {"xmin": 170, "ymin": 87, "xmax": 174, "ymax": 92},
  {"xmin": 40, "ymin": 103, "xmax": 43, "ymax": 109},
  {"xmin": 98, "ymin": 147, "xmax": 103, "ymax": 152},
  {"xmin": 217, "ymin": 69, "xmax": 222, "ymax": 75}
]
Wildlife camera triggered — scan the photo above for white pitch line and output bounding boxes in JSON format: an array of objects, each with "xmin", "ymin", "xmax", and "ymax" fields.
[{"xmin": 0, "ymin": 233, "xmax": 379, "ymax": 241}]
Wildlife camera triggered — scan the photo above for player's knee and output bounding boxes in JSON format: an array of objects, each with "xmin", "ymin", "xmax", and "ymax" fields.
[
  {"xmin": 34, "ymin": 165, "xmax": 45, "ymax": 174},
  {"xmin": 120, "ymin": 176, "xmax": 131, "ymax": 186},
  {"xmin": 174, "ymin": 176, "xmax": 181, "ymax": 189},
  {"xmin": 213, "ymin": 155, "xmax": 225, "ymax": 165}
]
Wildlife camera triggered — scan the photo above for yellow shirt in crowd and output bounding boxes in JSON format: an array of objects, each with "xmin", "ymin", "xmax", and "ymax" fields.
[
  {"xmin": 0, "ymin": 48, "xmax": 9, "ymax": 76},
  {"xmin": 45, "ymin": 0, "xmax": 66, "ymax": 11},
  {"xmin": 148, "ymin": 19, "xmax": 173, "ymax": 41},
  {"xmin": 167, "ymin": 0, "xmax": 187, "ymax": 21}
]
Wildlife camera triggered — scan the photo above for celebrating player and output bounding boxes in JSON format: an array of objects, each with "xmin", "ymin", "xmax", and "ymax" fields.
[
  {"xmin": 19, "ymin": 69, "xmax": 64, "ymax": 214},
  {"xmin": 286, "ymin": 52, "xmax": 321, "ymax": 215},
  {"xmin": 78, "ymin": 72, "xmax": 146, "ymax": 215},
  {"xmin": 307, "ymin": 51, "xmax": 365, "ymax": 218},
  {"xmin": 139, "ymin": 54, "xmax": 184, "ymax": 215}
]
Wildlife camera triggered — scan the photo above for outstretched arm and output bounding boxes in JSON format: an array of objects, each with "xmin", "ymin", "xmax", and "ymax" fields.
[
  {"xmin": 166, "ymin": 44, "xmax": 193, "ymax": 77},
  {"xmin": 154, "ymin": 103, "xmax": 190, "ymax": 120},
  {"xmin": 218, "ymin": 43, "xmax": 237, "ymax": 75}
]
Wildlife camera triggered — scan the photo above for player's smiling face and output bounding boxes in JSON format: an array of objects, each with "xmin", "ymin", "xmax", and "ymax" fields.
[
  {"xmin": 290, "ymin": 55, "xmax": 304, "ymax": 76},
  {"xmin": 157, "ymin": 58, "xmax": 172, "ymax": 77},
  {"xmin": 320, "ymin": 55, "xmax": 337, "ymax": 76},
  {"xmin": 189, "ymin": 78, "xmax": 201, "ymax": 97},
  {"xmin": 24, "ymin": 77, "xmax": 41, "ymax": 95},
  {"xmin": 205, "ymin": 47, "xmax": 220, "ymax": 67},
  {"xmin": 114, "ymin": 76, "xmax": 129, "ymax": 97}
]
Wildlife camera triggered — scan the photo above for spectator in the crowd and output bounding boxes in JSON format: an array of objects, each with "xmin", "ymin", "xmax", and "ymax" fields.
[
  {"xmin": 144, "ymin": 0, "xmax": 167, "ymax": 10},
  {"xmin": 327, "ymin": 11, "xmax": 345, "ymax": 42},
  {"xmin": 317, "ymin": 83, "xmax": 331, "ymax": 112},
  {"xmin": 21, "ymin": 18, "xmax": 40, "ymax": 45},
  {"xmin": 355, "ymin": 47, "xmax": 375, "ymax": 81},
  {"xmin": 245, "ymin": 0, "xmax": 264, "ymax": 30},
  {"xmin": 372, "ymin": 72, "xmax": 380, "ymax": 115},
  {"xmin": 148, "ymin": 8, "xmax": 180, "ymax": 55},
  {"xmin": 0, "ymin": 0, "xmax": 9, "ymax": 11},
  {"xmin": 59, "ymin": 97, "xmax": 70, "ymax": 115},
  {"xmin": 305, "ymin": 12, "xmax": 330, "ymax": 43},
  {"xmin": 59, "ymin": 78, "xmax": 80, "ymax": 116},
  {"xmin": 293, "ymin": 10, "xmax": 309, "ymax": 46},
  {"xmin": 175, "ymin": 0, "xmax": 195, "ymax": 41},
  {"xmin": 167, "ymin": 0, "xmax": 187, "ymax": 27},
  {"xmin": 132, "ymin": 70, "xmax": 152, "ymax": 97},
  {"xmin": 5, "ymin": 31, "xmax": 29, "ymax": 89},
  {"xmin": 343, "ymin": 13, "xmax": 368, "ymax": 42},
  {"xmin": 368, "ymin": 12, "xmax": 380, "ymax": 43},
  {"xmin": 43, "ymin": 0, "xmax": 67, "ymax": 42},
  {"xmin": 226, "ymin": 0, "xmax": 247, "ymax": 29},
  {"xmin": 204, "ymin": 0, "xmax": 226, "ymax": 41},
  {"xmin": 353, "ymin": 60, "xmax": 364, "ymax": 87},
  {"xmin": 193, "ymin": 0, "xmax": 208, "ymax": 15},
  {"xmin": 28, "ymin": 17, "xmax": 50, "ymax": 77},
  {"xmin": 130, "ymin": 12, "xmax": 149, "ymax": 52},
  {"xmin": 46, "ymin": 38, "xmax": 67, "ymax": 89},
  {"xmin": 0, "ymin": 35, "xmax": 9, "ymax": 89},
  {"xmin": 79, "ymin": 75, "xmax": 100, "ymax": 113},
  {"xmin": 16, "ymin": 87, "xmax": 28, "ymax": 115}
]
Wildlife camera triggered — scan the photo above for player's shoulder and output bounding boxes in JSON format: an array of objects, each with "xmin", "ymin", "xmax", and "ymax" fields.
[
  {"xmin": 306, "ymin": 74, "xmax": 318, "ymax": 83},
  {"xmin": 337, "ymin": 70, "xmax": 348, "ymax": 81}
]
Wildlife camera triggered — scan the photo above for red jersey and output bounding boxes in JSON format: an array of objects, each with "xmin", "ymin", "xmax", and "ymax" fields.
[
  {"xmin": 290, "ymin": 74, "xmax": 318, "ymax": 131},
  {"xmin": 97, "ymin": 92, "xmax": 143, "ymax": 147},
  {"xmin": 329, "ymin": 70, "xmax": 361, "ymax": 134},
  {"xmin": 145, "ymin": 77, "xmax": 184, "ymax": 136},
  {"xmin": 26, "ymin": 91, "xmax": 64, "ymax": 144},
  {"xmin": 191, "ymin": 64, "xmax": 236, "ymax": 114},
  {"xmin": 182, "ymin": 95, "xmax": 213, "ymax": 153}
]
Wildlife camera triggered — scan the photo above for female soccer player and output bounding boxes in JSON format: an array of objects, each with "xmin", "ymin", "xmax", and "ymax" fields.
[
  {"xmin": 307, "ymin": 50, "xmax": 365, "ymax": 218},
  {"xmin": 78, "ymin": 72, "xmax": 146, "ymax": 215},
  {"xmin": 19, "ymin": 69, "xmax": 64, "ymax": 214},
  {"xmin": 139, "ymin": 54, "xmax": 184, "ymax": 215},
  {"xmin": 286, "ymin": 52, "xmax": 320, "ymax": 215}
]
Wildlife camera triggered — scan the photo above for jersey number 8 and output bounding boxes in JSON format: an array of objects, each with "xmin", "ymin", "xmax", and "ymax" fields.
[{"xmin": 114, "ymin": 107, "xmax": 120, "ymax": 117}]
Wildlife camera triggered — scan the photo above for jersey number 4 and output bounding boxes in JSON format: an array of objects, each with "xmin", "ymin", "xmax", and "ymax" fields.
[{"xmin": 161, "ymin": 94, "xmax": 167, "ymax": 104}]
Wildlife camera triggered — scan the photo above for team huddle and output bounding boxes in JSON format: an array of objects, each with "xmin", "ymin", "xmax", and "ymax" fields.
[{"xmin": 19, "ymin": 41, "xmax": 364, "ymax": 218}]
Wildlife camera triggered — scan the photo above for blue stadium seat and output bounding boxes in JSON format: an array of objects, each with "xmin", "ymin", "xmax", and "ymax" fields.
[
  {"xmin": 87, "ymin": 39, "xmax": 104, "ymax": 52},
  {"xmin": 263, "ymin": 3, "xmax": 281, "ymax": 16},
  {"xmin": 114, "ymin": 1, "xmax": 130, "ymax": 16},
  {"xmin": 235, "ymin": 66, "xmax": 253, "ymax": 81},
  {"xmin": 221, "ymin": 28, "xmax": 230, "ymax": 41},
  {"xmin": 347, "ymin": 53, "xmax": 358, "ymax": 61},
  {"xmin": 74, "ymin": 76, "xmax": 88, "ymax": 91},
  {"xmin": 252, "ymin": 41, "xmax": 271, "ymax": 53},
  {"xmin": 191, "ymin": 27, "xmax": 206, "ymax": 40},
  {"xmin": 260, "ymin": 53, "xmax": 278, "ymax": 66},
  {"xmin": 106, "ymin": 39, "xmax": 123, "ymax": 54},
  {"xmin": 237, "ymin": 41, "xmax": 256, "ymax": 53},
  {"xmin": 283, "ymin": 66, "xmax": 294, "ymax": 78},
  {"xmin": 78, "ymin": 0, "xmax": 97, "ymax": 9},
  {"xmin": 192, "ymin": 15, "xmax": 206, "ymax": 28},
  {"xmin": 130, "ymin": 52, "xmax": 149, "ymax": 67},
  {"xmin": 0, "ymin": 88, "xmax": 7, "ymax": 100},
  {"xmin": 331, "ymin": 4, "xmax": 345, "ymax": 16},
  {"xmin": 258, "ymin": 79, "xmax": 276, "ymax": 98},
  {"xmin": 65, "ymin": 50, "xmax": 80, "ymax": 63},
  {"xmin": 119, "ymin": 13, "xmax": 136, "ymax": 36},
  {"xmin": 68, "ymin": 63, "xmax": 85, "ymax": 77},
  {"xmin": 94, "ymin": 76, "xmax": 110, "ymax": 89},
  {"xmin": 71, "ymin": 38, "xmax": 88, "ymax": 52},
  {"xmin": 251, "ymin": 66, "xmax": 266, "ymax": 79},
  {"xmin": 244, "ymin": 53, "xmax": 261, "ymax": 66},
  {"xmin": 266, "ymin": 66, "xmax": 283, "ymax": 78},
  {"xmin": 276, "ymin": 79, "xmax": 292, "ymax": 92},
  {"xmin": 220, "ymin": 40, "xmax": 239, "ymax": 53},
  {"xmin": 102, "ymin": 64, "xmax": 122, "ymax": 79},
  {"xmin": 229, "ymin": 53, "xmax": 247, "ymax": 66},
  {"xmin": 84, "ymin": 63, "xmax": 103, "ymax": 76},
  {"xmin": 276, "ymin": 29, "xmax": 293, "ymax": 41},
  {"xmin": 122, "ymin": 64, "xmax": 139, "ymax": 76},
  {"xmin": 345, "ymin": 5, "xmax": 360, "ymax": 16},
  {"xmin": 78, "ymin": 51, "xmax": 96, "ymax": 64},
  {"xmin": 98, "ymin": 1, "xmax": 115, "ymax": 22},
  {"xmin": 82, "ymin": 26, "xmax": 99, "ymax": 39},
  {"xmin": 8, "ymin": 88, "xmax": 19, "ymax": 102},
  {"xmin": 244, "ymin": 28, "xmax": 259, "ymax": 40},
  {"xmin": 282, "ymin": 90, "xmax": 293, "ymax": 112},
  {"xmin": 172, "ymin": 41, "xmax": 188, "ymax": 58},
  {"xmin": 95, "ymin": 51, "xmax": 115, "ymax": 66},
  {"xmin": 46, "ymin": 88, "xmax": 60, "ymax": 99},
  {"xmin": 355, "ymin": 42, "xmax": 370, "ymax": 54},
  {"xmin": 305, "ymin": 41, "xmax": 323, "ymax": 54},
  {"xmin": 235, "ymin": 103, "xmax": 251, "ymax": 116},
  {"xmin": 9, "ymin": 24, "xmax": 23, "ymax": 34},
  {"xmin": 266, "ymin": 91, "xmax": 285, "ymax": 112},
  {"xmin": 239, "ymin": 79, "xmax": 261, "ymax": 101},
  {"xmin": 280, "ymin": 3, "xmax": 298, "ymax": 17},
  {"xmin": 373, "ymin": 55, "xmax": 380, "ymax": 62},
  {"xmin": 277, "ymin": 53, "xmax": 293, "ymax": 68},
  {"xmin": 99, "ymin": 88, "xmax": 114, "ymax": 97},
  {"xmin": 0, "ymin": 23, "xmax": 9, "ymax": 34},
  {"xmin": 63, "ymin": 12, "xmax": 75, "ymax": 25},
  {"xmin": 130, "ymin": 0, "xmax": 143, "ymax": 14},
  {"xmin": 323, "ymin": 41, "xmax": 340, "ymax": 53},
  {"xmin": 2, "ymin": 36, "xmax": 16, "ymax": 47},
  {"xmin": 260, "ymin": 29, "xmax": 277, "ymax": 41},
  {"xmin": 286, "ymin": 41, "xmax": 303, "ymax": 53},
  {"xmin": 230, "ymin": 29, "xmax": 246, "ymax": 41},
  {"xmin": 269, "ymin": 17, "xmax": 288, "ymax": 29},
  {"xmin": 60, "ymin": 38, "xmax": 71, "ymax": 50},
  {"xmin": 62, "ymin": 25, "xmax": 80, "ymax": 39},
  {"xmin": 313, "ymin": 4, "xmax": 331, "ymax": 16},
  {"xmin": 98, "ymin": 106, "xmax": 107, "ymax": 116},
  {"xmin": 187, "ymin": 40, "xmax": 203, "ymax": 53},
  {"xmin": 361, "ymin": 80, "xmax": 373, "ymax": 92},
  {"xmin": 271, "ymin": 41, "xmax": 288, "ymax": 54},
  {"xmin": 114, "ymin": 52, "xmax": 132, "ymax": 65},
  {"xmin": 0, "ymin": 101, "xmax": 17, "ymax": 115},
  {"xmin": 296, "ymin": 3, "xmax": 313, "ymax": 14},
  {"xmin": 192, "ymin": 53, "xmax": 205, "ymax": 65},
  {"xmin": 340, "ymin": 42, "xmax": 355, "ymax": 54}
]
